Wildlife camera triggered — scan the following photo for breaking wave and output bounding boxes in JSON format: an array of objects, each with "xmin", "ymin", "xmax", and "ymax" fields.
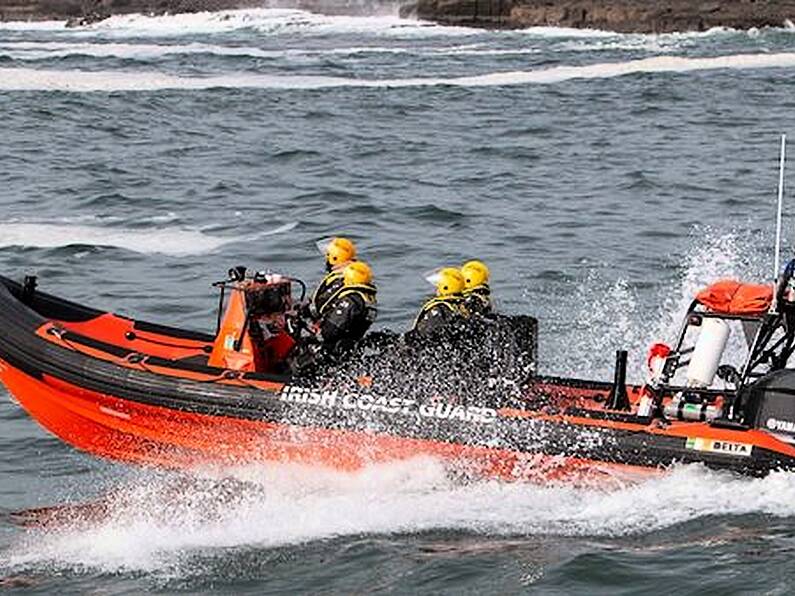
[
  {"xmin": 0, "ymin": 221, "xmax": 298, "ymax": 256},
  {"xmin": 2, "ymin": 52, "xmax": 793, "ymax": 92},
  {"xmin": 0, "ymin": 9, "xmax": 479, "ymax": 38}
]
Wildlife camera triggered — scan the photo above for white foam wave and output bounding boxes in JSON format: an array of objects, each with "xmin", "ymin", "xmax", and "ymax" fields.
[
  {"xmin": 0, "ymin": 40, "xmax": 540, "ymax": 61},
  {"xmin": 0, "ymin": 221, "xmax": 297, "ymax": 256},
  {"xmin": 323, "ymin": 43, "xmax": 540, "ymax": 56},
  {"xmin": 0, "ymin": 19, "xmax": 66, "ymax": 31},
  {"xmin": 0, "ymin": 41, "xmax": 278, "ymax": 60},
  {"xmin": 556, "ymin": 26, "xmax": 769, "ymax": 53},
  {"xmin": 2, "ymin": 52, "xmax": 793, "ymax": 92},
  {"xmin": 518, "ymin": 25, "xmax": 617, "ymax": 39},
  {"xmin": 560, "ymin": 37, "xmax": 679, "ymax": 54},
  {"xmin": 2, "ymin": 460, "xmax": 795, "ymax": 576},
  {"xmin": 0, "ymin": 9, "xmax": 479, "ymax": 38}
]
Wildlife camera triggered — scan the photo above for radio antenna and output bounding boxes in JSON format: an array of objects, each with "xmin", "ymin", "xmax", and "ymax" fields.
[{"xmin": 774, "ymin": 134, "xmax": 787, "ymax": 281}]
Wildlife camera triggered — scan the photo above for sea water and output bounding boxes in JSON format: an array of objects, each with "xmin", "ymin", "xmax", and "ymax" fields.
[{"xmin": 1, "ymin": 10, "xmax": 794, "ymax": 592}]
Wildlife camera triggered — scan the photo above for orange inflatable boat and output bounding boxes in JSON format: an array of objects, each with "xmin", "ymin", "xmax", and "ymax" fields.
[{"xmin": 2, "ymin": 269, "xmax": 795, "ymax": 481}]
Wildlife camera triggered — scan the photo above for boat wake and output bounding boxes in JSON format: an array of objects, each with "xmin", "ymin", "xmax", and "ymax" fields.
[{"xmin": 1, "ymin": 459, "xmax": 795, "ymax": 578}]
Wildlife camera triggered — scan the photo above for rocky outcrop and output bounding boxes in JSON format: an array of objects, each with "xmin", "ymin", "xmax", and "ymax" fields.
[{"xmin": 399, "ymin": 0, "xmax": 795, "ymax": 33}]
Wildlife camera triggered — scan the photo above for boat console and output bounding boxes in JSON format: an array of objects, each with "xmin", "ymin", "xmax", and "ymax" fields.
[{"xmin": 208, "ymin": 267, "xmax": 305, "ymax": 374}]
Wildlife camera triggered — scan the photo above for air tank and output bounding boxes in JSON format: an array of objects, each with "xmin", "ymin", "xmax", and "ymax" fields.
[
  {"xmin": 663, "ymin": 395, "xmax": 723, "ymax": 422},
  {"xmin": 686, "ymin": 318, "xmax": 730, "ymax": 388}
]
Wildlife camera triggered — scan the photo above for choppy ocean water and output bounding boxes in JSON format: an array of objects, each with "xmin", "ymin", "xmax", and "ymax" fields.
[{"xmin": 1, "ymin": 9, "xmax": 795, "ymax": 593}]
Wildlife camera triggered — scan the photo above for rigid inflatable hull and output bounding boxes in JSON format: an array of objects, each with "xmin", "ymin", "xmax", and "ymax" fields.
[
  {"xmin": 2, "ymin": 275, "xmax": 795, "ymax": 481},
  {"xmin": 0, "ymin": 359, "xmax": 652, "ymax": 483}
]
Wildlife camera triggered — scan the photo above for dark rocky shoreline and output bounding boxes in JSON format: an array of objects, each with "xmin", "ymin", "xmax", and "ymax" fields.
[
  {"xmin": 400, "ymin": 0, "xmax": 795, "ymax": 33},
  {"xmin": 1, "ymin": 0, "xmax": 795, "ymax": 32}
]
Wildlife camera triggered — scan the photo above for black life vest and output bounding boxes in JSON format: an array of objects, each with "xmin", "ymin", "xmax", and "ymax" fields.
[
  {"xmin": 319, "ymin": 283, "xmax": 378, "ymax": 345},
  {"xmin": 310, "ymin": 268, "xmax": 345, "ymax": 318},
  {"xmin": 463, "ymin": 283, "xmax": 492, "ymax": 315},
  {"xmin": 412, "ymin": 294, "xmax": 468, "ymax": 336},
  {"xmin": 319, "ymin": 283, "xmax": 377, "ymax": 317}
]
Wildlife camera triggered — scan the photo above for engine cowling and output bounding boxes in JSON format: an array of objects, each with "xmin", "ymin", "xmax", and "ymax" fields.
[{"xmin": 742, "ymin": 369, "xmax": 795, "ymax": 442}]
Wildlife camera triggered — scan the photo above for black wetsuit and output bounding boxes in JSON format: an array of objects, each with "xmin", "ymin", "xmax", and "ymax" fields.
[
  {"xmin": 309, "ymin": 267, "xmax": 345, "ymax": 319},
  {"xmin": 462, "ymin": 283, "xmax": 492, "ymax": 316},
  {"xmin": 411, "ymin": 295, "xmax": 468, "ymax": 338},
  {"xmin": 318, "ymin": 283, "xmax": 378, "ymax": 351}
]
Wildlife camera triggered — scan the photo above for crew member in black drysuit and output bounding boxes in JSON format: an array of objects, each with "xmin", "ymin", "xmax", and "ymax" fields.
[
  {"xmin": 290, "ymin": 260, "xmax": 378, "ymax": 372},
  {"xmin": 411, "ymin": 267, "xmax": 469, "ymax": 338},
  {"xmin": 460, "ymin": 260, "xmax": 493, "ymax": 316},
  {"xmin": 308, "ymin": 236, "xmax": 358, "ymax": 321},
  {"xmin": 317, "ymin": 261, "xmax": 378, "ymax": 354}
]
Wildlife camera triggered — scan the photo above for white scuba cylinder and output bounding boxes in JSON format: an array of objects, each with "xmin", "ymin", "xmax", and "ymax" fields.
[{"xmin": 686, "ymin": 318, "xmax": 730, "ymax": 388}]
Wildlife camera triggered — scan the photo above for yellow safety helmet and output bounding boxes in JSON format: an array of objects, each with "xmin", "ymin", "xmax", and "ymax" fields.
[
  {"xmin": 344, "ymin": 261, "xmax": 373, "ymax": 286},
  {"xmin": 317, "ymin": 237, "xmax": 357, "ymax": 268},
  {"xmin": 461, "ymin": 260, "xmax": 490, "ymax": 289},
  {"xmin": 425, "ymin": 267, "xmax": 465, "ymax": 297}
]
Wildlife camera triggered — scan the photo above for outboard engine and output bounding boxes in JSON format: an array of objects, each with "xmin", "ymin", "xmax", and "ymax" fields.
[
  {"xmin": 742, "ymin": 369, "xmax": 795, "ymax": 443},
  {"xmin": 687, "ymin": 318, "xmax": 730, "ymax": 388}
]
